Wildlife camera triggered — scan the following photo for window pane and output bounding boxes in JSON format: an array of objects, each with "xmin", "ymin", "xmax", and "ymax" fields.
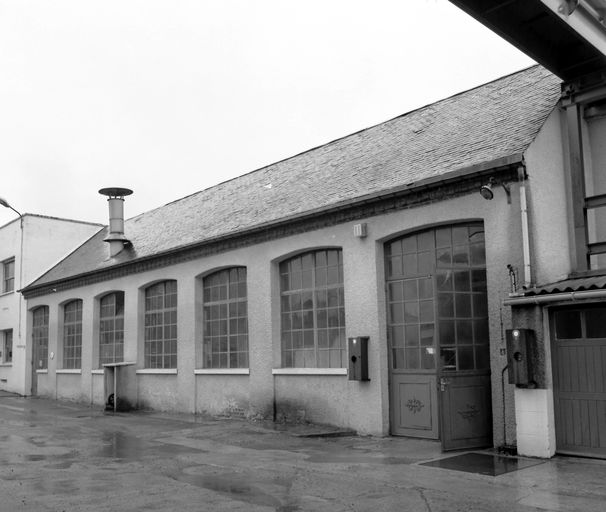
[
  {"xmin": 554, "ymin": 310, "xmax": 582, "ymax": 339},
  {"xmin": 586, "ymin": 308, "xmax": 606, "ymax": 338}
]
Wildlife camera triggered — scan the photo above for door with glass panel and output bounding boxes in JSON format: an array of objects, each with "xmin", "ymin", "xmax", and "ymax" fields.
[{"xmin": 386, "ymin": 223, "xmax": 492, "ymax": 449}]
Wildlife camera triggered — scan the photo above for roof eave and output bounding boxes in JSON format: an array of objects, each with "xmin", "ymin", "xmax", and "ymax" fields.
[{"xmin": 21, "ymin": 153, "xmax": 525, "ymax": 298}]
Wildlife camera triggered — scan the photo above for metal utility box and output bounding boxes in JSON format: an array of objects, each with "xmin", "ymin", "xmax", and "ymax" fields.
[
  {"xmin": 506, "ymin": 328, "xmax": 535, "ymax": 388},
  {"xmin": 348, "ymin": 336, "xmax": 369, "ymax": 381}
]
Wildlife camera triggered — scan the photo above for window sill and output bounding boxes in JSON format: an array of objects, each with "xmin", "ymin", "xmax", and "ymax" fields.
[
  {"xmin": 36, "ymin": 369, "xmax": 48, "ymax": 374},
  {"xmin": 272, "ymin": 368, "xmax": 347, "ymax": 376},
  {"xmin": 91, "ymin": 369, "xmax": 104, "ymax": 375},
  {"xmin": 0, "ymin": 291, "xmax": 14, "ymax": 297},
  {"xmin": 0, "ymin": 363, "xmax": 13, "ymax": 367},
  {"xmin": 195, "ymin": 368, "xmax": 249, "ymax": 375},
  {"xmin": 56, "ymin": 369, "xmax": 82, "ymax": 374},
  {"xmin": 136, "ymin": 369, "xmax": 177, "ymax": 375}
]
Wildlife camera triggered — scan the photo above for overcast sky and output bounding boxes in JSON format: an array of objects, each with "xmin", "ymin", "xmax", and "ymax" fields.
[{"xmin": 0, "ymin": 0, "xmax": 535, "ymax": 227}]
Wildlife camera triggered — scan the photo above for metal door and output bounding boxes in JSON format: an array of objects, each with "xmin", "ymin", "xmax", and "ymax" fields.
[
  {"xmin": 552, "ymin": 305, "xmax": 606, "ymax": 458},
  {"xmin": 386, "ymin": 223, "xmax": 492, "ymax": 448}
]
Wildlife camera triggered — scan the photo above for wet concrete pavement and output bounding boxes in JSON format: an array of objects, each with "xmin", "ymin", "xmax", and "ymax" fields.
[{"xmin": 1, "ymin": 393, "xmax": 605, "ymax": 511}]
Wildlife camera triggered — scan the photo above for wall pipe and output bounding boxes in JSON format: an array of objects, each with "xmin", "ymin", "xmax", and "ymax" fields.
[{"xmin": 518, "ymin": 166, "xmax": 533, "ymax": 288}]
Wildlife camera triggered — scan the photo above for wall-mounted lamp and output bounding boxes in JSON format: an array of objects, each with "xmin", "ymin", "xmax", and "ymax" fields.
[{"xmin": 480, "ymin": 178, "xmax": 511, "ymax": 204}]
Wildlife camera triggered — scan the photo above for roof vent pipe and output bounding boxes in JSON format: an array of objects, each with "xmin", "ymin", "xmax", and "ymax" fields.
[{"xmin": 99, "ymin": 187, "xmax": 133, "ymax": 258}]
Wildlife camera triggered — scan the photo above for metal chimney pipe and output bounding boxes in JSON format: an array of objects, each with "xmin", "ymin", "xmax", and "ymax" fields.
[
  {"xmin": 108, "ymin": 196, "xmax": 126, "ymax": 236},
  {"xmin": 98, "ymin": 187, "xmax": 133, "ymax": 258}
]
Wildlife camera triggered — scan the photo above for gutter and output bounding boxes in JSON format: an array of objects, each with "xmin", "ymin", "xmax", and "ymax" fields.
[{"xmin": 504, "ymin": 289, "xmax": 606, "ymax": 306}]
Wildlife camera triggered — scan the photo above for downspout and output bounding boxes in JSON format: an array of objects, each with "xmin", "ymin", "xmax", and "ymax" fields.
[{"xmin": 518, "ymin": 165, "xmax": 533, "ymax": 288}]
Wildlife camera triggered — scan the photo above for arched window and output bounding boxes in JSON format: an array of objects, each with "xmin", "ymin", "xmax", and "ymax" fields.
[
  {"xmin": 385, "ymin": 223, "xmax": 489, "ymax": 372},
  {"xmin": 63, "ymin": 300, "xmax": 83, "ymax": 369},
  {"xmin": 144, "ymin": 280, "xmax": 177, "ymax": 369},
  {"xmin": 202, "ymin": 267, "xmax": 248, "ymax": 368},
  {"xmin": 280, "ymin": 249, "xmax": 346, "ymax": 368},
  {"xmin": 99, "ymin": 292, "xmax": 125, "ymax": 367},
  {"xmin": 32, "ymin": 306, "xmax": 49, "ymax": 370}
]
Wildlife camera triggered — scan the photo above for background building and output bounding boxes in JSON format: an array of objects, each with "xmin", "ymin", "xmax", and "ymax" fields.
[{"xmin": 0, "ymin": 213, "xmax": 101, "ymax": 395}]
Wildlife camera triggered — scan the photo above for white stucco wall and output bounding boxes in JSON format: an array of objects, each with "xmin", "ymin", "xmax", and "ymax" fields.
[{"xmin": 513, "ymin": 107, "xmax": 570, "ymax": 458}]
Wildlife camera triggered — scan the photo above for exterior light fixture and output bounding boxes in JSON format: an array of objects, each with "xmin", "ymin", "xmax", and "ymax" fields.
[
  {"xmin": 480, "ymin": 178, "xmax": 512, "ymax": 204},
  {"xmin": 480, "ymin": 178, "xmax": 495, "ymax": 200}
]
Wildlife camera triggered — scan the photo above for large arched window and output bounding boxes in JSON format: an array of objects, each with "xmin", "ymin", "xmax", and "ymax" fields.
[
  {"xmin": 385, "ymin": 223, "xmax": 489, "ymax": 372},
  {"xmin": 99, "ymin": 292, "xmax": 125, "ymax": 367},
  {"xmin": 201, "ymin": 267, "xmax": 248, "ymax": 369},
  {"xmin": 144, "ymin": 280, "xmax": 177, "ymax": 369},
  {"xmin": 280, "ymin": 249, "xmax": 346, "ymax": 368},
  {"xmin": 63, "ymin": 300, "xmax": 83, "ymax": 369},
  {"xmin": 32, "ymin": 306, "xmax": 49, "ymax": 370}
]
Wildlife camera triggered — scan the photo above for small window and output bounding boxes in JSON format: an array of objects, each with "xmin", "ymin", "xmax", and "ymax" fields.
[
  {"xmin": 63, "ymin": 300, "xmax": 83, "ymax": 369},
  {"xmin": 2, "ymin": 258, "xmax": 15, "ymax": 293},
  {"xmin": 144, "ymin": 280, "xmax": 177, "ymax": 369},
  {"xmin": 280, "ymin": 249, "xmax": 346, "ymax": 368},
  {"xmin": 554, "ymin": 310, "xmax": 582, "ymax": 339},
  {"xmin": 201, "ymin": 267, "xmax": 248, "ymax": 369},
  {"xmin": 99, "ymin": 292, "xmax": 125, "ymax": 367},
  {"xmin": 32, "ymin": 306, "xmax": 49, "ymax": 370},
  {"xmin": 1, "ymin": 329, "xmax": 12, "ymax": 364}
]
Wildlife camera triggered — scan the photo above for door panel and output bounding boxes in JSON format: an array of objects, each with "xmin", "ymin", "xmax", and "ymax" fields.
[
  {"xmin": 440, "ymin": 374, "xmax": 492, "ymax": 450},
  {"xmin": 552, "ymin": 306, "xmax": 606, "ymax": 458},
  {"xmin": 391, "ymin": 373, "xmax": 438, "ymax": 438}
]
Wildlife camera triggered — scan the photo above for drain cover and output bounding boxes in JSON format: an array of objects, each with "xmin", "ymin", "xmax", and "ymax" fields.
[{"xmin": 420, "ymin": 452, "xmax": 544, "ymax": 476}]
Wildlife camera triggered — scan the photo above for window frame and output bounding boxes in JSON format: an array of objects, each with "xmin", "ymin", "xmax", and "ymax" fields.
[
  {"xmin": 32, "ymin": 306, "xmax": 49, "ymax": 370},
  {"xmin": 2, "ymin": 258, "xmax": 15, "ymax": 293},
  {"xmin": 144, "ymin": 280, "xmax": 178, "ymax": 369},
  {"xmin": 279, "ymin": 249, "xmax": 346, "ymax": 369},
  {"xmin": 200, "ymin": 267, "xmax": 248, "ymax": 369},
  {"xmin": 1, "ymin": 329, "xmax": 13, "ymax": 364},
  {"xmin": 62, "ymin": 300, "xmax": 83, "ymax": 370},
  {"xmin": 99, "ymin": 292, "xmax": 125, "ymax": 368}
]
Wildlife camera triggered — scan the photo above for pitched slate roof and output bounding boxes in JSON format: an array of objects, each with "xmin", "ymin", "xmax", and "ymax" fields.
[{"xmin": 28, "ymin": 65, "xmax": 561, "ymax": 289}]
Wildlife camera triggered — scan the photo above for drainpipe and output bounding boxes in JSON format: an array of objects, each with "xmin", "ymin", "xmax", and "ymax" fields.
[{"xmin": 518, "ymin": 166, "xmax": 533, "ymax": 288}]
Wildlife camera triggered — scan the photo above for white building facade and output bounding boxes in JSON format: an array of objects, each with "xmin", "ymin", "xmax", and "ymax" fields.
[{"xmin": 0, "ymin": 214, "xmax": 101, "ymax": 395}]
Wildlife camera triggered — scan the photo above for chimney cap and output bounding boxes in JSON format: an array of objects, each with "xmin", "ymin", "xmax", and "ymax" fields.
[{"xmin": 99, "ymin": 187, "xmax": 133, "ymax": 198}]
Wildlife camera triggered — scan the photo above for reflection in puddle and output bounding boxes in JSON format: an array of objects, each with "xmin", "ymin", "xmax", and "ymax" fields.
[
  {"xmin": 25, "ymin": 454, "xmax": 46, "ymax": 461},
  {"xmin": 170, "ymin": 470, "xmax": 290, "ymax": 509},
  {"xmin": 98, "ymin": 432, "xmax": 144, "ymax": 460}
]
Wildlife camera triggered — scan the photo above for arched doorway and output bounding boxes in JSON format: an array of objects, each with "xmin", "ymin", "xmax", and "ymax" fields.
[{"xmin": 385, "ymin": 222, "xmax": 492, "ymax": 450}]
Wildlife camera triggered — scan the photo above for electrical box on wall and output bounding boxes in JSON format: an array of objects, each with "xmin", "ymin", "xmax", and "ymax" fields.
[
  {"xmin": 348, "ymin": 337, "xmax": 369, "ymax": 381},
  {"xmin": 506, "ymin": 328, "xmax": 536, "ymax": 388}
]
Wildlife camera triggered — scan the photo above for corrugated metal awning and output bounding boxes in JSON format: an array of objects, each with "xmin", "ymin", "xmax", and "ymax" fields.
[
  {"xmin": 504, "ymin": 274, "xmax": 606, "ymax": 306},
  {"xmin": 523, "ymin": 275, "xmax": 606, "ymax": 296}
]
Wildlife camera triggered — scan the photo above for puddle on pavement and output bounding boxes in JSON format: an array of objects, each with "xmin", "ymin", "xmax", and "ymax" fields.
[
  {"xmin": 170, "ymin": 470, "xmax": 291, "ymax": 509},
  {"xmin": 97, "ymin": 431, "xmax": 198, "ymax": 460},
  {"xmin": 98, "ymin": 431, "xmax": 145, "ymax": 460},
  {"xmin": 25, "ymin": 455, "xmax": 46, "ymax": 461},
  {"xmin": 305, "ymin": 452, "xmax": 411, "ymax": 464}
]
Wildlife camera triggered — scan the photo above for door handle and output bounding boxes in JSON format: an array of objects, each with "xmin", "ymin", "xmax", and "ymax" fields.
[{"xmin": 440, "ymin": 377, "xmax": 450, "ymax": 392}]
